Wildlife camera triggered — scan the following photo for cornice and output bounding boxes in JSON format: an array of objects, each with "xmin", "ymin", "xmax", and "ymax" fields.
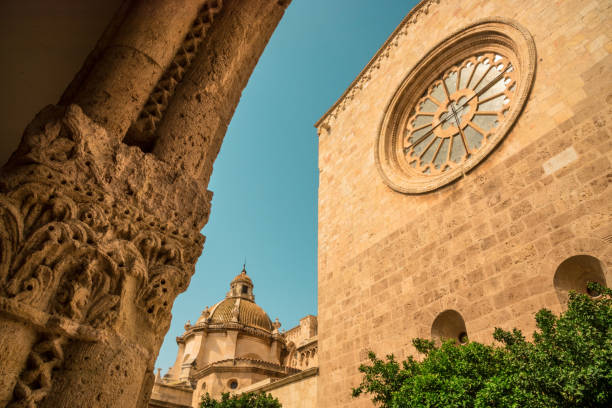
[
  {"xmin": 247, "ymin": 367, "xmax": 319, "ymax": 393},
  {"xmin": 314, "ymin": 0, "xmax": 440, "ymax": 133},
  {"xmin": 191, "ymin": 358, "xmax": 300, "ymax": 379},
  {"xmin": 178, "ymin": 321, "xmax": 283, "ymax": 343}
]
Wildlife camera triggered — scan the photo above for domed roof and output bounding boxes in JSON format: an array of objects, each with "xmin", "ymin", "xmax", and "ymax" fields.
[{"xmin": 209, "ymin": 298, "xmax": 273, "ymax": 332}]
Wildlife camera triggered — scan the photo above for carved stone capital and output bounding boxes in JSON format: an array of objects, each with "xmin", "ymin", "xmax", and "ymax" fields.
[{"xmin": 0, "ymin": 105, "xmax": 207, "ymax": 406}]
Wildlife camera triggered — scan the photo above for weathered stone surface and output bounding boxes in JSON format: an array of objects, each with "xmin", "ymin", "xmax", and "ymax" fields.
[
  {"xmin": 0, "ymin": 0, "xmax": 290, "ymax": 406},
  {"xmin": 315, "ymin": 0, "xmax": 611, "ymax": 406}
]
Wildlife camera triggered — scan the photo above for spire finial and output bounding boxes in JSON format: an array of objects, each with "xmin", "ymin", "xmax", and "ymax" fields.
[{"xmin": 242, "ymin": 257, "xmax": 247, "ymax": 273}]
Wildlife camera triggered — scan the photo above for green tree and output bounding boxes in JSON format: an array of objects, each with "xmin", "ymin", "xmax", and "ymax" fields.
[
  {"xmin": 353, "ymin": 284, "xmax": 612, "ymax": 408},
  {"xmin": 200, "ymin": 391, "xmax": 282, "ymax": 408}
]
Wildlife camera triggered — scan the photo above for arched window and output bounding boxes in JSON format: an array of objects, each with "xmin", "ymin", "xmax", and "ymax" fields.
[
  {"xmin": 554, "ymin": 255, "xmax": 607, "ymax": 302},
  {"xmin": 431, "ymin": 309, "xmax": 468, "ymax": 344}
]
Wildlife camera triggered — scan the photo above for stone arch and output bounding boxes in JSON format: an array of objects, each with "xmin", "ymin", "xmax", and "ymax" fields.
[
  {"xmin": 431, "ymin": 309, "xmax": 468, "ymax": 344},
  {"xmin": 554, "ymin": 255, "xmax": 607, "ymax": 303},
  {"xmin": 283, "ymin": 341, "xmax": 297, "ymax": 367},
  {"xmin": 540, "ymin": 236, "xmax": 612, "ymax": 306},
  {"xmin": 0, "ymin": 1, "xmax": 292, "ymax": 406},
  {"xmin": 418, "ymin": 292, "xmax": 473, "ymax": 340}
]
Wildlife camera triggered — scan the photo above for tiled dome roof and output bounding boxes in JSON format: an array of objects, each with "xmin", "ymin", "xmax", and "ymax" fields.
[{"xmin": 209, "ymin": 298, "xmax": 273, "ymax": 332}]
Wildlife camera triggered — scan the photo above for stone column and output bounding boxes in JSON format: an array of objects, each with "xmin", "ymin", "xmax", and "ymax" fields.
[
  {"xmin": 0, "ymin": 0, "xmax": 290, "ymax": 406},
  {"xmin": 152, "ymin": 0, "xmax": 290, "ymax": 186},
  {"xmin": 66, "ymin": 0, "xmax": 213, "ymax": 140}
]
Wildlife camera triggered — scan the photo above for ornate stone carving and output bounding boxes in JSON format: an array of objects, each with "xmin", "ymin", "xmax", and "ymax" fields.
[
  {"xmin": 375, "ymin": 19, "xmax": 536, "ymax": 193},
  {"xmin": 1, "ymin": 105, "xmax": 204, "ymax": 327},
  {"xmin": 272, "ymin": 317, "xmax": 281, "ymax": 334},
  {"xmin": 0, "ymin": 0, "xmax": 290, "ymax": 405},
  {"xmin": 7, "ymin": 335, "xmax": 66, "ymax": 408},
  {"xmin": 0, "ymin": 105, "xmax": 205, "ymax": 405},
  {"xmin": 0, "ymin": 184, "xmax": 121, "ymax": 328},
  {"xmin": 125, "ymin": 0, "xmax": 225, "ymax": 148},
  {"xmin": 201, "ymin": 306, "xmax": 211, "ymax": 321}
]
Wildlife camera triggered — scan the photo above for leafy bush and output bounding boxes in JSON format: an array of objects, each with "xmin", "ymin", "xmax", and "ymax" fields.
[
  {"xmin": 353, "ymin": 283, "xmax": 612, "ymax": 407},
  {"xmin": 200, "ymin": 391, "xmax": 282, "ymax": 408}
]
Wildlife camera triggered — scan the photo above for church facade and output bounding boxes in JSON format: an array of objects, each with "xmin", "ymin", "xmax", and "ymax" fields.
[
  {"xmin": 315, "ymin": 0, "xmax": 610, "ymax": 406},
  {"xmin": 149, "ymin": 268, "xmax": 318, "ymax": 408}
]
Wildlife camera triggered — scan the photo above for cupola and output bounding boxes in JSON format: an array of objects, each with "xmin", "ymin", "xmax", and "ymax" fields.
[{"xmin": 227, "ymin": 265, "xmax": 255, "ymax": 301}]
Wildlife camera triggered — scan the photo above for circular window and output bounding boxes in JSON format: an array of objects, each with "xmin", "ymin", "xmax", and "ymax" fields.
[
  {"xmin": 228, "ymin": 379, "xmax": 238, "ymax": 390},
  {"xmin": 376, "ymin": 19, "xmax": 536, "ymax": 193}
]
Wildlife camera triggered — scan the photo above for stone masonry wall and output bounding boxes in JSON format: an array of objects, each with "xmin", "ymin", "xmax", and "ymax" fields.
[
  {"xmin": 316, "ymin": 0, "xmax": 611, "ymax": 406},
  {"xmin": 268, "ymin": 371, "xmax": 318, "ymax": 408}
]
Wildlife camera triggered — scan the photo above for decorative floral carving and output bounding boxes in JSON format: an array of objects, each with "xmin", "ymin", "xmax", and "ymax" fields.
[
  {"xmin": 0, "ymin": 185, "xmax": 120, "ymax": 326},
  {"xmin": 133, "ymin": 230, "xmax": 191, "ymax": 328},
  {"xmin": 0, "ymin": 103, "xmax": 206, "ymax": 406},
  {"xmin": 1, "ymin": 104, "xmax": 204, "ymax": 332}
]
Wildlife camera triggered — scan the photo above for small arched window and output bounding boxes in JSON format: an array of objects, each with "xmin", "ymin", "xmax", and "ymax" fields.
[
  {"xmin": 554, "ymin": 255, "xmax": 607, "ymax": 303},
  {"xmin": 431, "ymin": 309, "xmax": 468, "ymax": 345}
]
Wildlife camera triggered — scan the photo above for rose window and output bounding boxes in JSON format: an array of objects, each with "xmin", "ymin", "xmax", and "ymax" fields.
[
  {"xmin": 404, "ymin": 53, "xmax": 516, "ymax": 175},
  {"xmin": 375, "ymin": 19, "xmax": 536, "ymax": 193}
]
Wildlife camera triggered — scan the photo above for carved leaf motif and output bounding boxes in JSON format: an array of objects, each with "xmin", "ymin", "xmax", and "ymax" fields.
[
  {"xmin": 12, "ymin": 265, "xmax": 53, "ymax": 306},
  {"xmin": 15, "ymin": 107, "xmax": 77, "ymax": 170},
  {"xmin": 139, "ymin": 265, "xmax": 186, "ymax": 328},
  {"xmin": 86, "ymin": 293, "xmax": 120, "ymax": 328},
  {"xmin": 0, "ymin": 181, "xmax": 123, "ymax": 326},
  {"xmin": 78, "ymin": 202, "xmax": 110, "ymax": 233},
  {"xmin": 4, "ymin": 222, "xmax": 75, "ymax": 308},
  {"xmin": 51, "ymin": 247, "xmax": 121, "ymax": 328},
  {"xmin": 83, "ymin": 257, "xmax": 120, "ymax": 328},
  {"xmin": 132, "ymin": 231, "xmax": 184, "ymax": 269},
  {"xmin": 8, "ymin": 186, "xmax": 76, "ymax": 240},
  {"xmin": 0, "ymin": 198, "xmax": 23, "ymax": 285}
]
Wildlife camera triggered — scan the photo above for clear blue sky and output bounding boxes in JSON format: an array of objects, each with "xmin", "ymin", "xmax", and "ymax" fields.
[{"xmin": 156, "ymin": 0, "xmax": 418, "ymax": 372}]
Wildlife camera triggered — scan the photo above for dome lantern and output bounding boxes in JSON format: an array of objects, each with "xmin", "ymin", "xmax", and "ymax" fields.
[{"xmin": 227, "ymin": 265, "xmax": 254, "ymax": 301}]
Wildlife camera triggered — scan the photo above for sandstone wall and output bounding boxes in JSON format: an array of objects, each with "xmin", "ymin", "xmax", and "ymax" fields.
[
  {"xmin": 269, "ymin": 373, "xmax": 317, "ymax": 408},
  {"xmin": 150, "ymin": 383, "xmax": 192, "ymax": 408},
  {"xmin": 245, "ymin": 368, "xmax": 318, "ymax": 408},
  {"xmin": 315, "ymin": 0, "xmax": 611, "ymax": 406}
]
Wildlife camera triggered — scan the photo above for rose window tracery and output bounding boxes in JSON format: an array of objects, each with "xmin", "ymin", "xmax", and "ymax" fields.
[
  {"xmin": 375, "ymin": 19, "xmax": 536, "ymax": 193},
  {"xmin": 404, "ymin": 53, "xmax": 516, "ymax": 175}
]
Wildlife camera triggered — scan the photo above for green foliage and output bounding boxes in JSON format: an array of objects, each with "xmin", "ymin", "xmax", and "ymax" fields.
[
  {"xmin": 353, "ymin": 283, "xmax": 612, "ymax": 408},
  {"xmin": 200, "ymin": 391, "xmax": 282, "ymax": 408}
]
